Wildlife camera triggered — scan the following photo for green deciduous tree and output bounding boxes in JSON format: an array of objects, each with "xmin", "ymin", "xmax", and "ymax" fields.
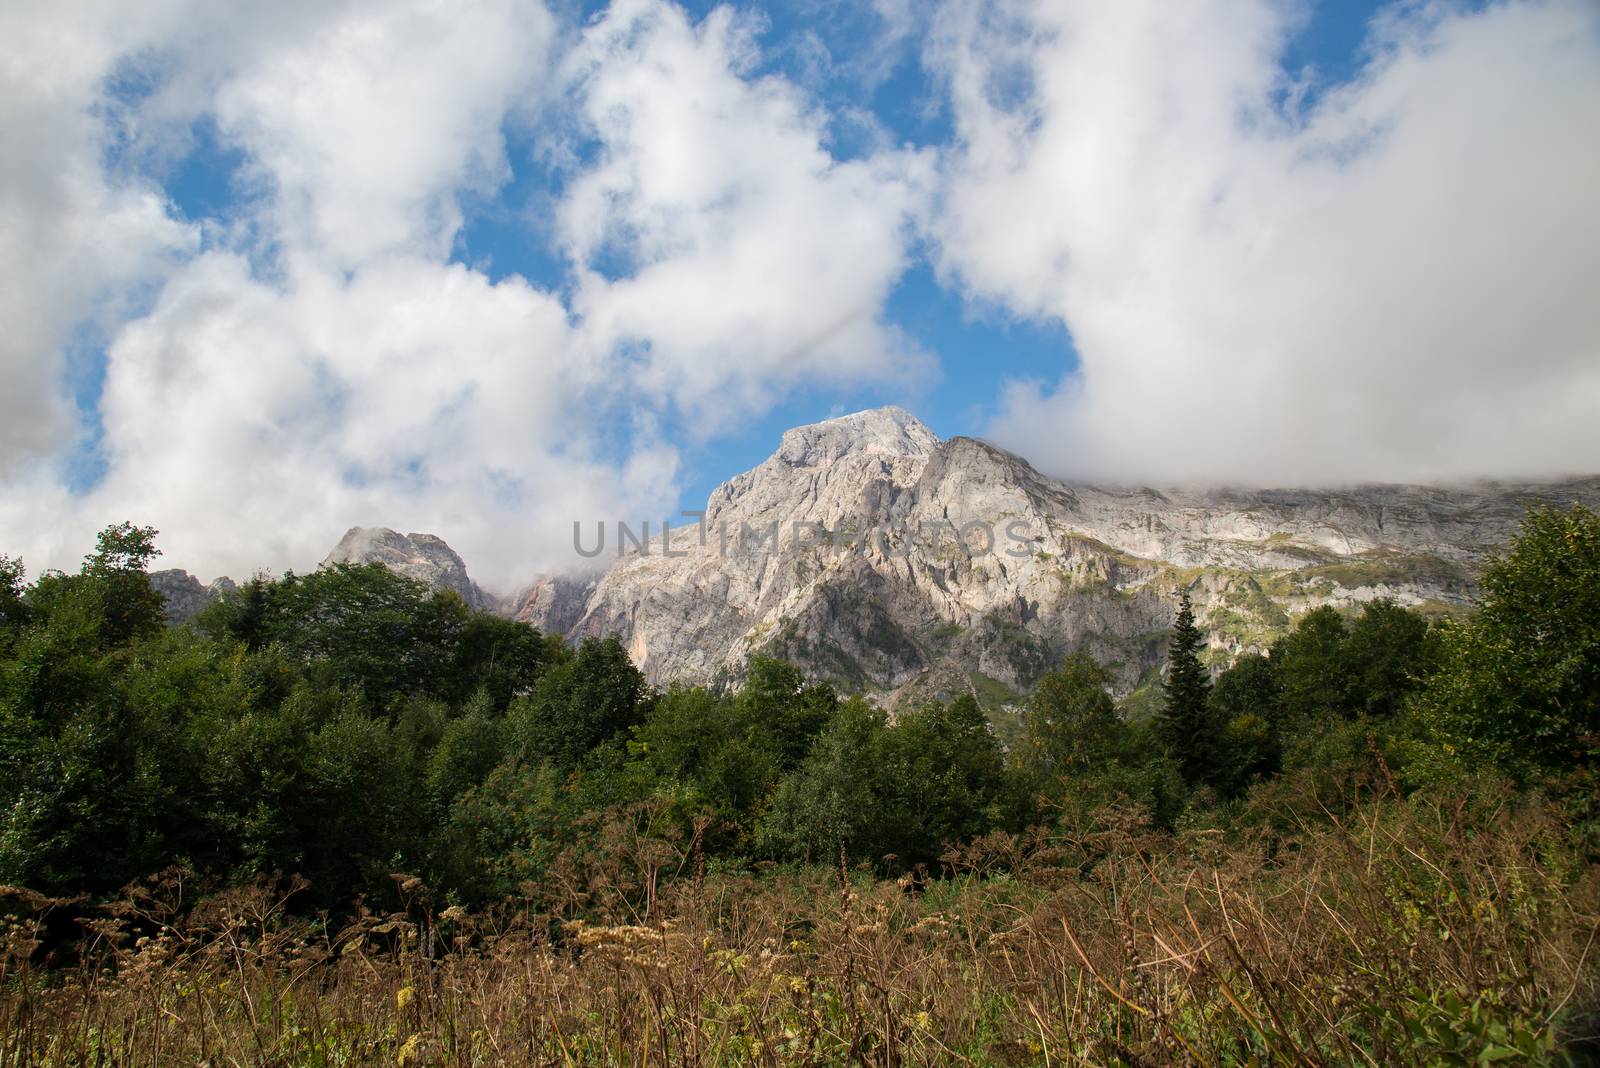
[
  {"xmin": 82, "ymin": 522, "xmax": 166, "ymax": 646},
  {"xmin": 509, "ymin": 636, "xmax": 649, "ymax": 767},
  {"xmin": 876, "ymin": 694, "xmax": 1009, "ymax": 865},
  {"xmin": 1016, "ymin": 653, "xmax": 1126, "ymax": 788},
  {"xmin": 1207, "ymin": 652, "xmax": 1282, "ymax": 795},
  {"xmin": 1413, "ymin": 505, "xmax": 1600, "ymax": 781},
  {"xmin": 629, "ymin": 684, "xmax": 775, "ymax": 828},
  {"xmin": 1345, "ymin": 599, "xmax": 1439, "ymax": 720},
  {"xmin": 199, "ymin": 563, "xmax": 553, "ymax": 712},
  {"xmin": 1271, "ymin": 605, "xmax": 1353, "ymax": 726},
  {"xmin": 735, "ymin": 655, "xmax": 837, "ymax": 771},
  {"xmin": 757, "ymin": 697, "xmax": 885, "ymax": 864},
  {"xmin": 0, "ymin": 554, "xmax": 28, "ymax": 638},
  {"xmin": 427, "ymin": 693, "xmax": 504, "ymax": 809},
  {"xmin": 759, "ymin": 690, "xmax": 1010, "ymax": 869}
]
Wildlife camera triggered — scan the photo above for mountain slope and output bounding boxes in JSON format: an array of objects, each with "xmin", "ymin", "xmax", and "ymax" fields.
[
  {"xmin": 149, "ymin": 570, "xmax": 238, "ymax": 625},
  {"xmin": 519, "ymin": 407, "xmax": 1599, "ymax": 701},
  {"xmin": 322, "ymin": 527, "xmax": 497, "ymax": 612}
]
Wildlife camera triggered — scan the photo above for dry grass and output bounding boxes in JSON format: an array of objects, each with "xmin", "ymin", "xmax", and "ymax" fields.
[{"xmin": 2, "ymin": 794, "xmax": 1596, "ymax": 1066}]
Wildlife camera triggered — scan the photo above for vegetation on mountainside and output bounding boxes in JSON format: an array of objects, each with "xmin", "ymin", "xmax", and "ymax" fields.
[{"xmin": 0, "ymin": 506, "xmax": 1597, "ymax": 1064}]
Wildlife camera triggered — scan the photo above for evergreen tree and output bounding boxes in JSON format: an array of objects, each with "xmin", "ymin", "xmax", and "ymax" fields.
[{"xmin": 1159, "ymin": 589, "xmax": 1215, "ymax": 787}]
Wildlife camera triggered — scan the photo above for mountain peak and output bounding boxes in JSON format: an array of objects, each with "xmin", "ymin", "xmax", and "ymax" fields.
[
  {"xmin": 322, "ymin": 527, "xmax": 492, "ymax": 610},
  {"xmin": 774, "ymin": 406, "xmax": 939, "ymax": 467}
]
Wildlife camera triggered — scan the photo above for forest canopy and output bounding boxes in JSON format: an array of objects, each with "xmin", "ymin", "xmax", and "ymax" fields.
[{"xmin": 0, "ymin": 506, "xmax": 1595, "ymax": 912}]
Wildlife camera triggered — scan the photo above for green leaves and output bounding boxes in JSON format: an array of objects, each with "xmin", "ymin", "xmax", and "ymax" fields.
[
  {"xmin": 199, "ymin": 562, "xmax": 554, "ymax": 712},
  {"xmin": 83, "ymin": 522, "xmax": 161, "ymax": 576},
  {"xmin": 0, "ymin": 553, "xmax": 27, "ymax": 636},
  {"xmin": 1015, "ymin": 652, "xmax": 1129, "ymax": 797},
  {"xmin": 1377, "ymin": 988, "xmax": 1562, "ymax": 1066},
  {"xmin": 758, "ymin": 691, "xmax": 1009, "ymax": 868},
  {"xmin": 1412, "ymin": 505, "xmax": 1600, "ymax": 782},
  {"xmin": 1, "ymin": 506, "xmax": 1594, "ymax": 923},
  {"xmin": 81, "ymin": 522, "xmax": 166, "ymax": 645},
  {"xmin": 757, "ymin": 697, "xmax": 886, "ymax": 864},
  {"xmin": 510, "ymin": 636, "xmax": 648, "ymax": 767}
]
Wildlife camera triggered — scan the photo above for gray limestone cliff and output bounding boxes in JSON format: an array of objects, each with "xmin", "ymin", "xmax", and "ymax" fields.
[
  {"xmin": 519, "ymin": 406, "xmax": 1600, "ymax": 705},
  {"xmin": 144, "ymin": 407, "xmax": 1600, "ymax": 707},
  {"xmin": 149, "ymin": 570, "xmax": 238, "ymax": 625},
  {"xmin": 321, "ymin": 527, "xmax": 497, "ymax": 612},
  {"xmin": 151, "ymin": 527, "xmax": 496, "ymax": 624}
]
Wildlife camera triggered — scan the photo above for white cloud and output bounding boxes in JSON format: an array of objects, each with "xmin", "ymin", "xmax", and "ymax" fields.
[
  {"xmin": 560, "ymin": 0, "xmax": 936, "ymax": 433},
  {"xmin": 931, "ymin": 0, "xmax": 1600, "ymax": 485},
  {"xmin": 0, "ymin": 0, "xmax": 197, "ymax": 473},
  {"xmin": 0, "ymin": 0, "xmax": 930, "ymax": 588},
  {"xmin": 0, "ymin": 0, "xmax": 658, "ymax": 588},
  {"xmin": 78, "ymin": 251, "xmax": 665, "ymax": 589},
  {"xmin": 211, "ymin": 0, "xmax": 555, "ymax": 268}
]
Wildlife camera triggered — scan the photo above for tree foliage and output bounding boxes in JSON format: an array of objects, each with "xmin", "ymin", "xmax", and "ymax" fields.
[
  {"xmin": 0, "ymin": 509, "xmax": 1593, "ymax": 913},
  {"xmin": 1413, "ymin": 505, "xmax": 1600, "ymax": 781},
  {"xmin": 1159, "ymin": 590, "xmax": 1215, "ymax": 787},
  {"xmin": 1016, "ymin": 653, "xmax": 1127, "ymax": 789}
]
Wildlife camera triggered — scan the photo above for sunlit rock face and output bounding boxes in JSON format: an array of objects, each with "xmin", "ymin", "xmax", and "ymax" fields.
[
  {"xmin": 516, "ymin": 406, "xmax": 1600, "ymax": 703},
  {"xmin": 152, "ymin": 527, "xmax": 499, "ymax": 625},
  {"xmin": 152, "ymin": 406, "xmax": 1600, "ymax": 706},
  {"xmin": 322, "ymin": 527, "xmax": 497, "ymax": 612}
]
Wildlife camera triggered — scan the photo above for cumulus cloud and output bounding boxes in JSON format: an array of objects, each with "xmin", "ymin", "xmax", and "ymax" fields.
[
  {"xmin": 931, "ymin": 0, "xmax": 1600, "ymax": 485},
  {"xmin": 58, "ymin": 249, "xmax": 677, "ymax": 590},
  {"xmin": 0, "ymin": 0, "xmax": 197, "ymax": 472},
  {"xmin": 0, "ymin": 0, "xmax": 929, "ymax": 587},
  {"xmin": 0, "ymin": 0, "xmax": 664, "ymax": 590},
  {"xmin": 14, "ymin": 0, "xmax": 1587, "ymax": 593},
  {"xmin": 210, "ymin": 0, "xmax": 554, "ymax": 267},
  {"xmin": 560, "ymin": 0, "xmax": 935, "ymax": 432}
]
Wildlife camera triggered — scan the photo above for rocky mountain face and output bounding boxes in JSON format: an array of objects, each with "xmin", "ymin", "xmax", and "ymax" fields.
[
  {"xmin": 151, "ymin": 528, "xmax": 498, "ymax": 624},
  {"xmin": 321, "ymin": 527, "xmax": 497, "ymax": 612},
  {"xmin": 513, "ymin": 407, "xmax": 1600, "ymax": 705},
  {"xmin": 145, "ymin": 406, "xmax": 1598, "ymax": 707},
  {"xmin": 149, "ymin": 570, "xmax": 238, "ymax": 626}
]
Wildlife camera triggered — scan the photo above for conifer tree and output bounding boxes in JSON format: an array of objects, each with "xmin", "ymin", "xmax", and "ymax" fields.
[{"xmin": 1160, "ymin": 589, "xmax": 1215, "ymax": 787}]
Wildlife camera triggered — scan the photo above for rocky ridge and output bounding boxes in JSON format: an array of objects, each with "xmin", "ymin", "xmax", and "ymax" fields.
[
  {"xmin": 320, "ymin": 527, "xmax": 497, "ymax": 612},
  {"xmin": 149, "ymin": 570, "xmax": 238, "ymax": 626},
  {"xmin": 512, "ymin": 407, "xmax": 1600, "ymax": 704},
  {"xmin": 145, "ymin": 406, "xmax": 1599, "ymax": 707},
  {"xmin": 151, "ymin": 528, "xmax": 499, "ymax": 624}
]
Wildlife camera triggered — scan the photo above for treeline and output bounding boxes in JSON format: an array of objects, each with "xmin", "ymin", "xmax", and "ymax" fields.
[{"xmin": 0, "ymin": 507, "xmax": 1595, "ymax": 912}]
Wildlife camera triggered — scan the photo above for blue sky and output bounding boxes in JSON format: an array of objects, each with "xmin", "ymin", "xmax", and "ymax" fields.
[{"xmin": 4, "ymin": 0, "xmax": 1593, "ymax": 586}]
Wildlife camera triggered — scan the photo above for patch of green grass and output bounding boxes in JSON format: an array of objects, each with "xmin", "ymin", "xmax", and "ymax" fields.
[
  {"xmin": 969, "ymin": 671, "xmax": 1018, "ymax": 709},
  {"xmin": 1060, "ymin": 532, "xmax": 1152, "ymax": 569},
  {"xmin": 1258, "ymin": 534, "xmax": 1339, "ymax": 563},
  {"xmin": 1117, "ymin": 679, "xmax": 1164, "ymax": 724},
  {"xmin": 1299, "ymin": 552, "xmax": 1471, "ymax": 592}
]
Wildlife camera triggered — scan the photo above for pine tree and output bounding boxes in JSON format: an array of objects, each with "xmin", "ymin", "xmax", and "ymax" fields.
[{"xmin": 1160, "ymin": 589, "xmax": 1215, "ymax": 788}]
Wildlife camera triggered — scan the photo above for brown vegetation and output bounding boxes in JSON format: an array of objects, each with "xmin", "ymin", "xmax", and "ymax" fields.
[{"xmin": 3, "ymin": 789, "xmax": 1596, "ymax": 1067}]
